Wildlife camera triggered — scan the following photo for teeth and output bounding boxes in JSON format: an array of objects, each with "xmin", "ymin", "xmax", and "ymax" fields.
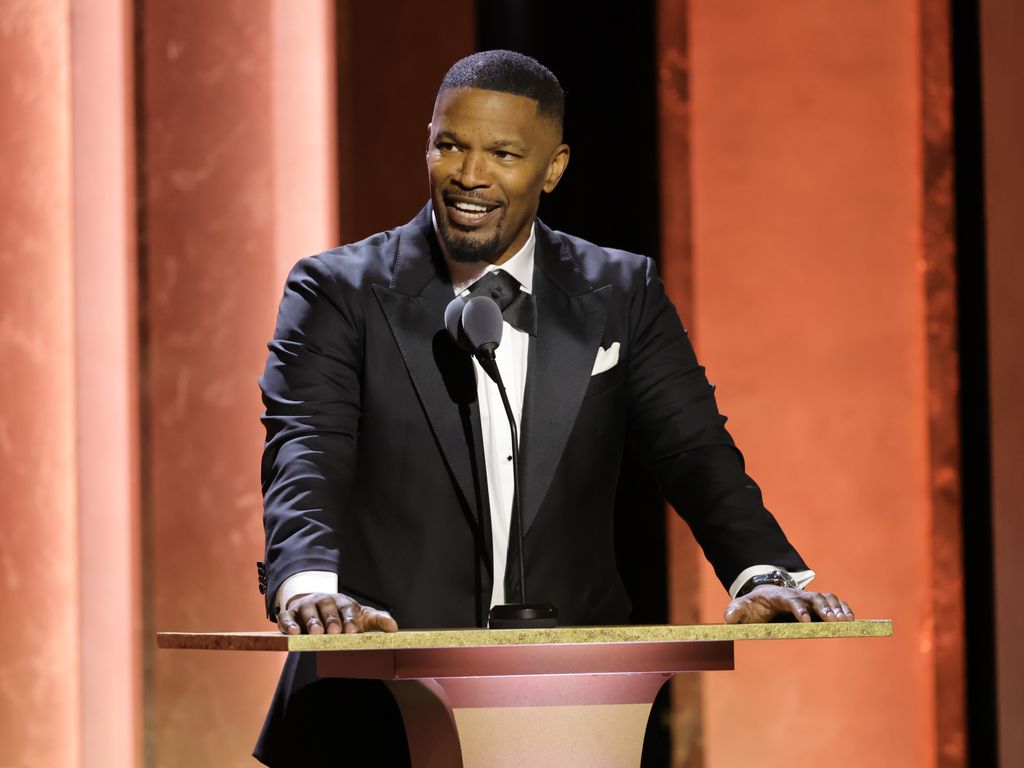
[{"xmin": 453, "ymin": 201, "xmax": 489, "ymax": 213}]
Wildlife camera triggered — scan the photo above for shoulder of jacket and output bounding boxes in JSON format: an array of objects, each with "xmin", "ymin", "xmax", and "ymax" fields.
[
  {"xmin": 294, "ymin": 227, "xmax": 400, "ymax": 295},
  {"xmin": 546, "ymin": 227, "xmax": 652, "ymax": 288}
]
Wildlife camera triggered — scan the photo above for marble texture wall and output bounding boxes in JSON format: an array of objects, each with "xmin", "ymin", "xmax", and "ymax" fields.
[
  {"xmin": 0, "ymin": 2, "xmax": 79, "ymax": 767},
  {"xmin": 138, "ymin": 1, "xmax": 338, "ymax": 765},
  {"xmin": 0, "ymin": 0, "xmax": 999, "ymax": 766},
  {"xmin": 671, "ymin": 0, "xmax": 961, "ymax": 765}
]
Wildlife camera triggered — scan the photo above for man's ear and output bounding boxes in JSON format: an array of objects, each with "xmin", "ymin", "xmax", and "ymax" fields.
[
  {"xmin": 425, "ymin": 122, "xmax": 433, "ymax": 154},
  {"xmin": 543, "ymin": 144, "xmax": 570, "ymax": 193}
]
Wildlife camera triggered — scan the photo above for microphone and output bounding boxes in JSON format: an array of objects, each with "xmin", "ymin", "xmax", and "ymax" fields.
[
  {"xmin": 461, "ymin": 296, "xmax": 503, "ymax": 385},
  {"xmin": 443, "ymin": 294, "xmax": 558, "ymax": 629},
  {"xmin": 444, "ymin": 295, "xmax": 468, "ymax": 348}
]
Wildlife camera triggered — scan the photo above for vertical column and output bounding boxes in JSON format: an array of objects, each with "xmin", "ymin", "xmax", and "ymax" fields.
[
  {"xmin": 0, "ymin": 2, "xmax": 79, "ymax": 767},
  {"xmin": 271, "ymin": 0, "xmax": 338, "ymax": 282},
  {"xmin": 687, "ymin": 1, "xmax": 948, "ymax": 765},
  {"xmin": 979, "ymin": 1, "xmax": 1024, "ymax": 765},
  {"xmin": 139, "ymin": 2, "xmax": 338, "ymax": 764},
  {"xmin": 70, "ymin": 2, "xmax": 142, "ymax": 767},
  {"xmin": 918, "ymin": 2, "xmax": 965, "ymax": 765},
  {"xmin": 655, "ymin": 2, "xmax": 704, "ymax": 766}
]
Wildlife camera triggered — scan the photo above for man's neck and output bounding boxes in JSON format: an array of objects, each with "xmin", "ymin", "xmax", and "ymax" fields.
[{"xmin": 445, "ymin": 258, "xmax": 490, "ymax": 289}]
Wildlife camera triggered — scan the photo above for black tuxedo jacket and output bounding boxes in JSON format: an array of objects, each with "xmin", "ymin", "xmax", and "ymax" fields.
[{"xmin": 254, "ymin": 205, "xmax": 806, "ymax": 763}]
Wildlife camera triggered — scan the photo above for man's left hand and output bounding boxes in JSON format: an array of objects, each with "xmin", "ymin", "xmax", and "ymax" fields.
[{"xmin": 724, "ymin": 586, "xmax": 855, "ymax": 624}]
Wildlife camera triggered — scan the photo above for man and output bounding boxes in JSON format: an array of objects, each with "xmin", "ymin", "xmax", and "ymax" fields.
[{"xmin": 255, "ymin": 50, "xmax": 852, "ymax": 766}]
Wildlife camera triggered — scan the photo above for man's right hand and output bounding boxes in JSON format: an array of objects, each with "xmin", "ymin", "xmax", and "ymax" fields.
[{"xmin": 277, "ymin": 592, "xmax": 399, "ymax": 635}]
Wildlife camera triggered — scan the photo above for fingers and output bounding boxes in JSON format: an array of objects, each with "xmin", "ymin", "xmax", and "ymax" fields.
[
  {"xmin": 838, "ymin": 598, "xmax": 855, "ymax": 621},
  {"xmin": 341, "ymin": 603, "xmax": 359, "ymax": 634},
  {"xmin": 295, "ymin": 600, "xmax": 326, "ymax": 634},
  {"xmin": 363, "ymin": 609, "xmax": 399, "ymax": 633},
  {"xmin": 785, "ymin": 594, "xmax": 812, "ymax": 623},
  {"xmin": 279, "ymin": 593, "xmax": 400, "ymax": 635},
  {"xmin": 723, "ymin": 588, "xmax": 857, "ymax": 626},
  {"xmin": 724, "ymin": 599, "xmax": 749, "ymax": 625},
  {"xmin": 277, "ymin": 609, "xmax": 301, "ymax": 635},
  {"xmin": 809, "ymin": 592, "xmax": 854, "ymax": 622},
  {"xmin": 344, "ymin": 606, "xmax": 399, "ymax": 634},
  {"xmin": 317, "ymin": 596, "xmax": 344, "ymax": 635}
]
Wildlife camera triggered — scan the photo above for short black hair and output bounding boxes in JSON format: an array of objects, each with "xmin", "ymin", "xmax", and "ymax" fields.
[{"xmin": 437, "ymin": 50, "xmax": 565, "ymax": 126}]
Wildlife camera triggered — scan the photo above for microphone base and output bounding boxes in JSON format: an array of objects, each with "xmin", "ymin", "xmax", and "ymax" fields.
[{"xmin": 488, "ymin": 602, "xmax": 559, "ymax": 629}]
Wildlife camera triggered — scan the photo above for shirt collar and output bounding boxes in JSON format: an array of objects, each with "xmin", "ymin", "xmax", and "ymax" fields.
[{"xmin": 483, "ymin": 225, "xmax": 535, "ymax": 294}]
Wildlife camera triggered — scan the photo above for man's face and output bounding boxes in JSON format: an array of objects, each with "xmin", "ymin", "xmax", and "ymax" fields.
[{"xmin": 427, "ymin": 87, "xmax": 569, "ymax": 265}]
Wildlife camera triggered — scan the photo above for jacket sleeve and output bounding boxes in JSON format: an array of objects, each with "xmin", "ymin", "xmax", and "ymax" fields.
[
  {"xmin": 624, "ymin": 257, "xmax": 809, "ymax": 592},
  {"xmin": 259, "ymin": 255, "xmax": 363, "ymax": 620}
]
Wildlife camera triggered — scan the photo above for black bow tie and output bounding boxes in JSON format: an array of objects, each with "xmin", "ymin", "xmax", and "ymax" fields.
[{"xmin": 466, "ymin": 270, "xmax": 537, "ymax": 336}]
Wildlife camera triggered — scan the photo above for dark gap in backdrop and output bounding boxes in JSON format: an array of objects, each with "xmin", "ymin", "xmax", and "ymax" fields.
[
  {"xmin": 950, "ymin": 0, "xmax": 998, "ymax": 764},
  {"xmin": 477, "ymin": 4, "xmax": 671, "ymax": 766}
]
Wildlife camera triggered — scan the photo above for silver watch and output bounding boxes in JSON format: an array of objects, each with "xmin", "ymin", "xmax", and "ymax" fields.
[{"xmin": 737, "ymin": 569, "xmax": 797, "ymax": 597}]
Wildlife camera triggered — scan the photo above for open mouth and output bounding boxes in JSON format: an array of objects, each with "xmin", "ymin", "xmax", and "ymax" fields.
[{"xmin": 446, "ymin": 198, "xmax": 500, "ymax": 228}]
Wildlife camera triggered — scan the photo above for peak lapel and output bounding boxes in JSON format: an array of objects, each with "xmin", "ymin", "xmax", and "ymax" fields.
[
  {"xmin": 519, "ymin": 224, "xmax": 611, "ymax": 534},
  {"xmin": 371, "ymin": 207, "xmax": 490, "ymax": 558}
]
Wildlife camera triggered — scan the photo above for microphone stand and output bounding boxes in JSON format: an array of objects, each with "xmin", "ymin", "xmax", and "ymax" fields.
[
  {"xmin": 476, "ymin": 350, "xmax": 558, "ymax": 629},
  {"xmin": 448, "ymin": 293, "xmax": 557, "ymax": 629}
]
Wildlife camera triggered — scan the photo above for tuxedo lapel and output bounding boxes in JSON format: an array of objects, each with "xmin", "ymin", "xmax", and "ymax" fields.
[
  {"xmin": 372, "ymin": 207, "xmax": 491, "ymax": 564},
  {"xmin": 519, "ymin": 223, "xmax": 611, "ymax": 535}
]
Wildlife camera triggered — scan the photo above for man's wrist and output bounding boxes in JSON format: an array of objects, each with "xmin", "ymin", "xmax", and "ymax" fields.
[
  {"xmin": 736, "ymin": 569, "xmax": 798, "ymax": 597},
  {"xmin": 729, "ymin": 565, "xmax": 815, "ymax": 598},
  {"xmin": 276, "ymin": 570, "xmax": 339, "ymax": 614}
]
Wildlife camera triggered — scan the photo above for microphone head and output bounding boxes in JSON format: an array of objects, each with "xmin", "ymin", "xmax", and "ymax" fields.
[
  {"xmin": 462, "ymin": 296, "xmax": 503, "ymax": 353},
  {"xmin": 444, "ymin": 296, "xmax": 473, "ymax": 351}
]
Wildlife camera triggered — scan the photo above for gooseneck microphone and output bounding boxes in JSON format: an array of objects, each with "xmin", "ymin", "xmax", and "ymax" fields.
[{"xmin": 444, "ymin": 293, "xmax": 558, "ymax": 629}]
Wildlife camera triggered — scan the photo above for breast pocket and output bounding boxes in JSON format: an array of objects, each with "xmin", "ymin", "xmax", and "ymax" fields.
[{"xmin": 583, "ymin": 367, "xmax": 626, "ymax": 399}]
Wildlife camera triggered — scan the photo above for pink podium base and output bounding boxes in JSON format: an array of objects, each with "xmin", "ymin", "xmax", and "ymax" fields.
[{"xmin": 315, "ymin": 640, "xmax": 734, "ymax": 768}]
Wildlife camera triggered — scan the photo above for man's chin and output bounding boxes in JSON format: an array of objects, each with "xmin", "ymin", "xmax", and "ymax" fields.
[{"xmin": 439, "ymin": 224, "xmax": 501, "ymax": 264}]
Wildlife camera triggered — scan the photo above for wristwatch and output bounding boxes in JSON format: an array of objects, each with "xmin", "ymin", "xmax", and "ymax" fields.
[{"xmin": 736, "ymin": 569, "xmax": 798, "ymax": 597}]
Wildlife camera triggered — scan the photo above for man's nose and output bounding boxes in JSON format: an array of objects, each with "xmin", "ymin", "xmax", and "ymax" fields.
[{"xmin": 453, "ymin": 151, "xmax": 489, "ymax": 188}]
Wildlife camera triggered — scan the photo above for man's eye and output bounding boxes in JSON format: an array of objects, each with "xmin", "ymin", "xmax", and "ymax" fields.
[
  {"xmin": 437, "ymin": 142, "xmax": 459, "ymax": 152},
  {"xmin": 493, "ymin": 150, "xmax": 518, "ymax": 160}
]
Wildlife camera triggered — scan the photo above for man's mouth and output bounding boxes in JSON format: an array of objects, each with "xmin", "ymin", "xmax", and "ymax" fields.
[{"xmin": 446, "ymin": 198, "xmax": 500, "ymax": 228}]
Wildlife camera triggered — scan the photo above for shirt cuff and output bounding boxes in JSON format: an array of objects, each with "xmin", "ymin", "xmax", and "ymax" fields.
[
  {"xmin": 275, "ymin": 570, "xmax": 338, "ymax": 614},
  {"xmin": 728, "ymin": 565, "xmax": 816, "ymax": 599}
]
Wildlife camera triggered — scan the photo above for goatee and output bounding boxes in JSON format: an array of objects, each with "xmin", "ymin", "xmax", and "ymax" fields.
[{"xmin": 437, "ymin": 216, "xmax": 503, "ymax": 264}]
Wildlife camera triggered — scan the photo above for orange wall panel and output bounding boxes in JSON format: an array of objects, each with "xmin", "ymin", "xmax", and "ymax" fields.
[
  {"xmin": 688, "ymin": 2, "xmax": 935, "ymax": 765},
  {"xmin": 0, "ymin": 2, "xmax": 80, "ymax": 766},
  {"xmin": 140, "ymin": 2, "xmax": 335, "ymax": 764},
  {"xmin": 70, "ymin": 1, "xmax": 142, "ymax": 766}
]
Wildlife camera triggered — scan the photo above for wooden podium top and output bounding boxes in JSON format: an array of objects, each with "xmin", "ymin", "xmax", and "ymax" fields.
[{"xmin": 157, "ymin": 619, "xmax": 892, "ymax": 652}]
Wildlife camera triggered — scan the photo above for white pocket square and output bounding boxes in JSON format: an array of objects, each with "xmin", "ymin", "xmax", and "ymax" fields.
[{"xmin": 591, "ymin": 342, "xmax": 620, "ymax": 376}]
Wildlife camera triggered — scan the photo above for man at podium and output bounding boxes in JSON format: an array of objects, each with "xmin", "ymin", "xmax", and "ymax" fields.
[{"xmin": 254, "ymin": 50, "xmax": 853, "ymax": 766}]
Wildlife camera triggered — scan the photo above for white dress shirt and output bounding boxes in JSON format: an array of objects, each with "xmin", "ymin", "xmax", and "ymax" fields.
[
  {"xmin": 274, "ymin": 223, "xmax": 814, "ymax": 613},
  {"xmin": 452, "ymin": 229, "xmax": 535, "ymax": 608}
]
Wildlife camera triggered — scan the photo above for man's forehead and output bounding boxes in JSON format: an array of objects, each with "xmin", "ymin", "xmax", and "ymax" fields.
[
  {"xmin": 433, "ymin": 88, "xmax": 546, "ymax": 127},
  {"xmin": 431, "ymin": 88, "xmax": 563, "ymax": 148}
]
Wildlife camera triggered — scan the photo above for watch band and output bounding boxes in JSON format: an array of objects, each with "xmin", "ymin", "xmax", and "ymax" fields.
[{"xmin": 736, "ymin": 569, "xmax": 798, "ymax": 597}]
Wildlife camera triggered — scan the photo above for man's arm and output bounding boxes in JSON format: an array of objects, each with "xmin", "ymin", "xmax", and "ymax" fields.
[
  {"xmin": 260, "ymin": 255, "xmax": 397, "ymax": 634},
  {"xmin": 623, "ymin": 257, "xmax": 852, "ymax": 622}
]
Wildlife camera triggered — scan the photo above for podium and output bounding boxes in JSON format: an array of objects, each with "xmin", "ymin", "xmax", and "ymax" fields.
[{"xmin": 158, "ymin": 620, "xmax": 891, "ymax": 767}]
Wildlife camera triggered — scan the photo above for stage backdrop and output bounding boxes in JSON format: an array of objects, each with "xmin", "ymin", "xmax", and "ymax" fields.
[{"xmin": 4, "ymin": 1, "xmax": 1022, "ymax": 767}]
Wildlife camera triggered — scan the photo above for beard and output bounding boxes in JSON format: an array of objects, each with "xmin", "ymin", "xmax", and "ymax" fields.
[{"xmin": 437, "ymin": 211, "xmax": 504, "ymax": 264}]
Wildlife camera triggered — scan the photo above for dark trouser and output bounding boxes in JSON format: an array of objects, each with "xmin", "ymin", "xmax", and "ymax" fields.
[{"xmin": 254, "ymin": 653, "xmax": 411, "ymax": 767}]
